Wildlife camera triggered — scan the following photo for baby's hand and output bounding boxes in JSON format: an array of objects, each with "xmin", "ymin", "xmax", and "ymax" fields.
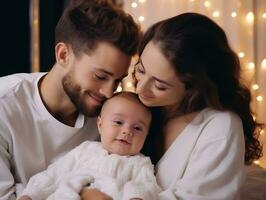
[
  {"xmin": 18, "ymin": 195, "xmax": 32, "ymax": 200},
  {"xmin": 80, "ymin": 188, "xmax": 112, "ymax": 200}
]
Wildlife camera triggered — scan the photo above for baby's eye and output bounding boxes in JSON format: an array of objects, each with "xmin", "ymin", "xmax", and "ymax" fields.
[
  {"xmin": 133, "ymin": 125, "xmax": 143, "ymax": 132},
  {"xmin": 135, "ymin": 63, "xmax": 145, "ymax": 74},
  {"xmin": 113, "ymin": 120, "xmax": 123, "ymax": 125}
]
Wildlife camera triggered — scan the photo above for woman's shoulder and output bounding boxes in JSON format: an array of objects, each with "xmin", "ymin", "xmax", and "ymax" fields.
[
  {"xmin": 201, "ymin": 108, "xmax": 241, "ymax": 124},
  {"xmin": 194, "ymin": 108, "xmax": 243, "ymax": 141}
]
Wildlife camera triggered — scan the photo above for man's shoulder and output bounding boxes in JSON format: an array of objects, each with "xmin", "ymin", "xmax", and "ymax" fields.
[
  {"xmin": 0, "ymin": 73, "xmax": 46, "ymax": 121},
  {"xmin": 0, "ymin": 72, "xmax": 45, "ymax": 98}
]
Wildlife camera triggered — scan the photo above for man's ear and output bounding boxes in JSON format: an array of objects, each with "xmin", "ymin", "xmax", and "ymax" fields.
[
  {"xmin": 55, "ymin": 42, "xmax": 71, "ymax": 67},
  {"xmin": 97, "ymin": 116, "xmax": 102, "ymax": 135}
]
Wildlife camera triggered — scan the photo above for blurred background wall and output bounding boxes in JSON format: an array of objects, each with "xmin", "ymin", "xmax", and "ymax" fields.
[
  {"xmin": 0, "ymin": 1, "xmax": 31, "ymax": 76},
  {"xmin": 0, "ymin": 0, "xmax": 66, "ymax": 76}
]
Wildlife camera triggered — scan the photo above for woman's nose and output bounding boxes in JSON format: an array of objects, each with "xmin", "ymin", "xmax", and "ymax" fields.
[{"xmin": 136, "ymin": 78, "xmax": 149, "ymax": 94}]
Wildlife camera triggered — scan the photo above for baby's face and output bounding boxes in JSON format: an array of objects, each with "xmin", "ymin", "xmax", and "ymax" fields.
[{"xmin": 97, "ymin": 95, "xmax": 151, "ymax": 156}]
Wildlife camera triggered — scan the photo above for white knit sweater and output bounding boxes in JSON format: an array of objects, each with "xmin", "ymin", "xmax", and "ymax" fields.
[{"xmin": 20, "ymin": 141, "xmax": 161, "ymax": 200}]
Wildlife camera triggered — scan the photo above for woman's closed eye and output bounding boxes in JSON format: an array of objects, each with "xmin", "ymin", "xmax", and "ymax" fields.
[
  {"xmin": 135, "ymin": 63, "xmax": 145, "ymax": 74},
  {"xmin": 155, "ymin": 82, "xmax": 167, "ymax": 91}
]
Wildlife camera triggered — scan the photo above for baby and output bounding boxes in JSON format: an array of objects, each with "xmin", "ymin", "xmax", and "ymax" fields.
[{"xmin": 18, "ymin": 92, "xmax": 160, "ymax": 200}]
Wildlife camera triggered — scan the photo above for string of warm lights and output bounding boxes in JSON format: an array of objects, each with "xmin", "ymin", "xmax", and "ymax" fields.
[
  {"xmin": 31, "ymin": 0, "xmax": 40, "ymax": 72},
  {"xmin": 122, "ymin": 0, "xmax": 266, "ymax": 167}
]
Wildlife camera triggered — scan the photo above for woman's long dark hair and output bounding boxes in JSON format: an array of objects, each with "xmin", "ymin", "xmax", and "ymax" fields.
[{"xmin": 140, "ymin": 13, "xmax": 263, "ymax": 165}]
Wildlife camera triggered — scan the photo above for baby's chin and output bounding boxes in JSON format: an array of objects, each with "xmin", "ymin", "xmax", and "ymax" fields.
[{"xmin": 107, "ymin": 148, "xmax": 139, "ymax": 156}]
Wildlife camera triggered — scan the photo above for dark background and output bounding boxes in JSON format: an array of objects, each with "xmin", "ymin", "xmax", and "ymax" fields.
[{"xmin": 0, "ymin": 0, "xmax": 68, "ymax": 77}]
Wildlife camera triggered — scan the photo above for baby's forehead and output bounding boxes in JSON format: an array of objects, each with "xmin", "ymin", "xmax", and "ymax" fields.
[
  {"xmin": 109, "ymin": 94, "xmax": 139, "ymax": 104},
  {"xmin": 103, "ymin": 94, "xmax": 143, "ymax": 109},
  {"xmin": 101, "ymin": 93, "xmax": 151, "ymax": 115}
]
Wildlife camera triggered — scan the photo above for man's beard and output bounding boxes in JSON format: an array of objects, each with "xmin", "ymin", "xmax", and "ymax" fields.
[{"xmin": 62, "ymin": 73, "xmax": 102, "ymax": 117}]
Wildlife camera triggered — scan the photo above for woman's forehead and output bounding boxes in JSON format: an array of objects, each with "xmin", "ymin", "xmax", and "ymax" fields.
[{"xmin": 141, "ymin": 42, "xmax": 178, "ymax": 82}]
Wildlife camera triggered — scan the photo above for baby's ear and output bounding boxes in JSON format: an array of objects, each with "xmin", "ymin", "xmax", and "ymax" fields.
[{"xmin": 97, "ymin": 116, "xmax": 102, "ymax": 135}]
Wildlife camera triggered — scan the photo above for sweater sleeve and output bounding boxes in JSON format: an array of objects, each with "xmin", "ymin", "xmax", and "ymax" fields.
[
  {"xmin": 158, "ymin": 113, "xmax": 245, "ymax": 200},
  {"xmin": 46, "ymin": 172, "xmax": 94, "ymax": 200},
  {"xmin": 122, "ymin": 157, "xmax": 161, "ymax": 200},
  {"xmin": 0, "ymin": 128, "xmax": 16, "ymax": 200},
  {"xmin": 19, "ymin": 142, "xmax": 91, "ymax": 200}
]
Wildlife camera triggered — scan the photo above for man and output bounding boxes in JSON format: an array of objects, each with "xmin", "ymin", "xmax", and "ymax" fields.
[{"xmin": 0, "ymin": 0, "xmax": 140, "ymax": 199}]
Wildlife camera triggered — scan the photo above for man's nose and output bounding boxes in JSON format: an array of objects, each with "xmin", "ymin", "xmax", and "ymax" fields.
[{"xmin": 99, "ymin": 83, "xmax": 115, "ymax": 98}]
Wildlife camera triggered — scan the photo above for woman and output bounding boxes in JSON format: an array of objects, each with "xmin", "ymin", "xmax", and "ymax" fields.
[
  {"xmin": 81, "ymin": 13, "xmax": 263, "ymax": 200},
  {"xmin": 134, "ymin": 12, "xmax": 263, "ymax": 200}
]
